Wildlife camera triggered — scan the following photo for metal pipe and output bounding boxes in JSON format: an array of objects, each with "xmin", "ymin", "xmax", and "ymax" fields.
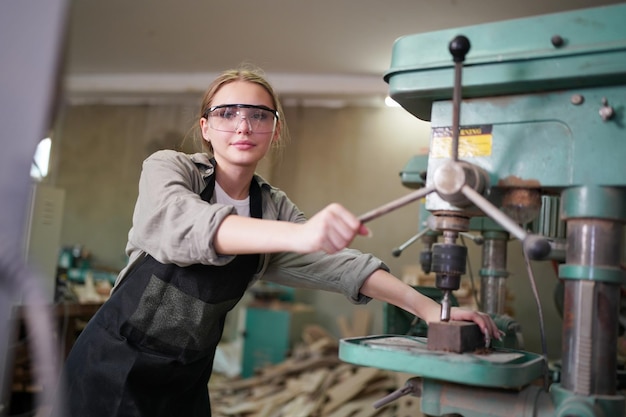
[{"xmin": 481, "ymin": 277, "xmax": 507, "ymax": 316}]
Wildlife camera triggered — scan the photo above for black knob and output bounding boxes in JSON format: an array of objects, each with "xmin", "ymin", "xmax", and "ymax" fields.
[
  {"xmin": 551, "ymin": 35, "xmax": 565, "ymax": 48},
  {"xmin": 523, "ymin": 234, "xmax": 552, "ymax": 260},
  {"xmin": 449, "ymin": 35, "xmax": 471, "ymax": 63}
]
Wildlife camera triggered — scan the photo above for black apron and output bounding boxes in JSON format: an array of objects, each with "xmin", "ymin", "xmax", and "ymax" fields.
[{"xmin": 61, "ymin": 174, "xmax": 262, "ymax": 417}]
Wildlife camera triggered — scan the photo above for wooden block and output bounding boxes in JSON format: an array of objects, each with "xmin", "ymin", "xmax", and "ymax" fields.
[{"xmin": 426, "ymin": 321, "xmax": 484, "ymax": 353}]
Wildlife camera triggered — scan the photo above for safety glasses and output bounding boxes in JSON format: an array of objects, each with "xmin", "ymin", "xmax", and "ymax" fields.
[{"xmin": 204, "ymin": 104, "xmax": 278, "ymax": 134}]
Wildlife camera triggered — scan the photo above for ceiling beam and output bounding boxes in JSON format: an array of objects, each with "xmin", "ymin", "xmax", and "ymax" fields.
[{"xmin": 64, "ymin": 72, "xmax": 389, "ymax": 100}]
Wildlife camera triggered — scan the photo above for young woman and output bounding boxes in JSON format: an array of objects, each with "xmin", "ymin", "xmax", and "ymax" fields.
[{"xmin": 60, "ymin": 66, "xmax": 500, "ymax": 417}]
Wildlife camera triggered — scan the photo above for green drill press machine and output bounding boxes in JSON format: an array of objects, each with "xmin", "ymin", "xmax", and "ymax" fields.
[{"xmin": 340, "ymin": 4, "xmax": 626, "ymax": 417}]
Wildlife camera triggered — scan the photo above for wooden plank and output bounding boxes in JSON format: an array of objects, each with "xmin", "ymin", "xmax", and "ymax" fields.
[
  {"xmin": 326, "ymin": 395, "xmax": 385, "ymax": 417},
  {"xmin": 322, "ymin": 367, "xmax": 382, "ymax": 414}
]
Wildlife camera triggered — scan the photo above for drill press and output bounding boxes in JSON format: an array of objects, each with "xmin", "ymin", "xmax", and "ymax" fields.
[{"xmin": 342, "ymin": 4, "xmax": 626, "ymax": 416}]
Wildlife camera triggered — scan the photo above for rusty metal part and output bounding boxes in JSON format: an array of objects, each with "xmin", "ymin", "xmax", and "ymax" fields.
[
  {"xmin": 496, "ymin": 176, "xmax": 541, "ymax": 188},
  {"xmin": 427, "ymin": 321, "xmax": 485, "ymax": 353},
  {"xmin": 502, "ymin": 188, "xmax": 542, "ymax": 225},
  {"xmin": 502, "ymin": 188, "xmax": 542, "ymax": 210},
  {"xmin": 427, "ymin": 213, "xmax": 470, "ymax": 232}
]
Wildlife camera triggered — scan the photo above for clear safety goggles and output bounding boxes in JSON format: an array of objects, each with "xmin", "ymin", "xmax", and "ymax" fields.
[{"xmin": 204, "ymin": 104, "xmax": 278, "ymax": 134}]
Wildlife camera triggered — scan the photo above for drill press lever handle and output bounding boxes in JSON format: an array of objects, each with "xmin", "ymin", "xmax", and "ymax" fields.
[
  {"xmin": 358, "ymin": 185, "xmax": 435, "ymax": 223},
  {"xmin": 461, "ymin": 185, "xmax": 551, "ymax": 260},
  {"xmin": 450, "ymin": 35, "xmax": 470, "ymax": 162},
  {"xmin": 372, "ymin": 377, "xmax": 422, "ymax": 409},
  {"xmin": 392, "ymin": 227, "xmax": 432, "ymax": 257}
]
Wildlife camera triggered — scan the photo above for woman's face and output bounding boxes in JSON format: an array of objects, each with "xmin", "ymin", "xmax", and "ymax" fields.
[{"xmin": 200, "ymin": 80, "xmax": 278, "ymax": 169}]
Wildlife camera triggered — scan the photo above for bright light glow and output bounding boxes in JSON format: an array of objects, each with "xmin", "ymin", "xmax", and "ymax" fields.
[
  {"xmin": 385, "ymin": 96, "xmax": 401, "ymax": 107},
  {"xmin": 31, "ymin": 137, "xmax": 51, "ymax": 180}
]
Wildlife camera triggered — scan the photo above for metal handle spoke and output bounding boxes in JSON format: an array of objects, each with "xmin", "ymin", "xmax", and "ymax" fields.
[
  {"xmin": 359, "ymin": 186, "xmax": 436, "ymax": 224},
  {"xmin": 461, "ymin": 185, "xmax": 528, "ymax": 241}
]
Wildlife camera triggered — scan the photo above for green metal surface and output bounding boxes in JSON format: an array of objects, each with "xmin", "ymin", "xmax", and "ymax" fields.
[
  {"xmin": 425, "ymin": 85, "xmax": 626, "ymax": 203},
  {"xmin": 559, "ymin": 265, "xmax": 626, "ymax": 285},
  {"xmin": 385, "ymin": 4, "xmax": 626, "ymax": 121},
  {"xmin": 399, "ymin": 154, "xmax": 428, "ymax": 189},
  {"xmin": 242, "ymin": 307, "xmax": 291, "ymax": 378},
  {"xmin": 339, "ymin": 335, "xmax": 545, "ymax": 389},
  {"xmin": 551, "ymin": 383, "xmax": 625, "ymax": 417},
  {"xmin": 531, "ymin": 195, "xmax": 566, "ymax": 239},
  {"xmin": 561, "ymin": 186, "xmax": 626, "ymax": 221},
  {"xmin": 241, "ymin": 305, "xmax": 314, "ymax": 378}
]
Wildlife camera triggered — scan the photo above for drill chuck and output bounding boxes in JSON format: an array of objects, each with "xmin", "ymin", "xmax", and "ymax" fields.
[{"xmin": 431, "ymin": 243, "xmax": 467, "ymax": 321}]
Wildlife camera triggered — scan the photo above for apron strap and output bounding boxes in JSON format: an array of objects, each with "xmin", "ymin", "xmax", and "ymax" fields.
[{"xmin": 200, "ymin": 158, "xmax": 262, "ymax": 220}]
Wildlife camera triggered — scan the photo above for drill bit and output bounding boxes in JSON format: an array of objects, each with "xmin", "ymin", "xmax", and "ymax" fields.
[{"xmin": 440, "ymin": 290, "xmax": 452, "ymax": 322}]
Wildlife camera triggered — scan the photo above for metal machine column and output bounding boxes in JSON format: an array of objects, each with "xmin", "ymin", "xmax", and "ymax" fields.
[
  {"xmin": 553, "ymin": 186, "xmax": 626, "ymax": 415},
  {"xmin": 480, "ymin": 230, "xmax": 509, "ymax": 315}
]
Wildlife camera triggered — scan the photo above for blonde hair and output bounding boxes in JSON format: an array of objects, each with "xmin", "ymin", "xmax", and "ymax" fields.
[{"xmin": 197, "ymin": 65, "xmax": 290, "ymax": 157}]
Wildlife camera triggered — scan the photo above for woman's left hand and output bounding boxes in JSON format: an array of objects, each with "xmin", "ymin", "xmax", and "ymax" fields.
[{"xmin": 449, "ymin": 307, "xmax": 504, "ymax": 344}]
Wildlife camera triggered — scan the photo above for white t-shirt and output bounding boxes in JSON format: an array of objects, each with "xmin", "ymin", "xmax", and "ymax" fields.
[{"xmin": 214, "ymin": 181, "xmax": 250, "ymax": 217}]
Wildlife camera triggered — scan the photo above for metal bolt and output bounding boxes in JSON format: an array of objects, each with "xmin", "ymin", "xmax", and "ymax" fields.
[
  {"xmin": 599, "ymin": 97, "xmax": 615, "ymax": 121},
  {"xmin": 570, "ymin": 94, "xmax": 584, "ymax": 105}
]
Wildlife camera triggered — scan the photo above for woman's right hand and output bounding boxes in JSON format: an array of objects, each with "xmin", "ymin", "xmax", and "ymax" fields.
[{"xmin": 297, "ymin": 203, "xmax": 370, "ymax": 254}]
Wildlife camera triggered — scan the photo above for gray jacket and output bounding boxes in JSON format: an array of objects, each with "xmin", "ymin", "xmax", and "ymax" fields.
[{"xmin": 114, "ymin": 150, "xmax": 387, "ymax": 304}]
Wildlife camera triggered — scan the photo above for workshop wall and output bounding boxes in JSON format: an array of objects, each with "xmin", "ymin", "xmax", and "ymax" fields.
[{"xmin": 50, "ymin": 104, "xmax": 200, "ymax": 270}]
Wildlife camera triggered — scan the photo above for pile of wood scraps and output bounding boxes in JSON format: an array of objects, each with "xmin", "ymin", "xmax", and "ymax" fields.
[{"xmin": 209, "ymin": 324, "xmax": 422, "ymax": 417}]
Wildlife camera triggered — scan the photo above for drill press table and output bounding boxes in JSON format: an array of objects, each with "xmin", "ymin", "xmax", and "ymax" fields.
[{"xmin": 339, "ymin": 335, "xmax": 545, "ymax": 389}]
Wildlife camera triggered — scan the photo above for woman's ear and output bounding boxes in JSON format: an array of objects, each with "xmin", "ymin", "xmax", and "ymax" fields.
[
  {"xmin": 272, "ymin": 123, "xmax": 281, "ymax": 142},
  {"xmin": 200, "ymin": 117, "xmax": 211, "ymax": 141}
]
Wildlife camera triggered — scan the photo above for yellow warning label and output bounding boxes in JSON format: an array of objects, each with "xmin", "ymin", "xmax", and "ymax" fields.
[{"xmin": 430, "ymin": 125, "xmax": 493, "ymax": 158}]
